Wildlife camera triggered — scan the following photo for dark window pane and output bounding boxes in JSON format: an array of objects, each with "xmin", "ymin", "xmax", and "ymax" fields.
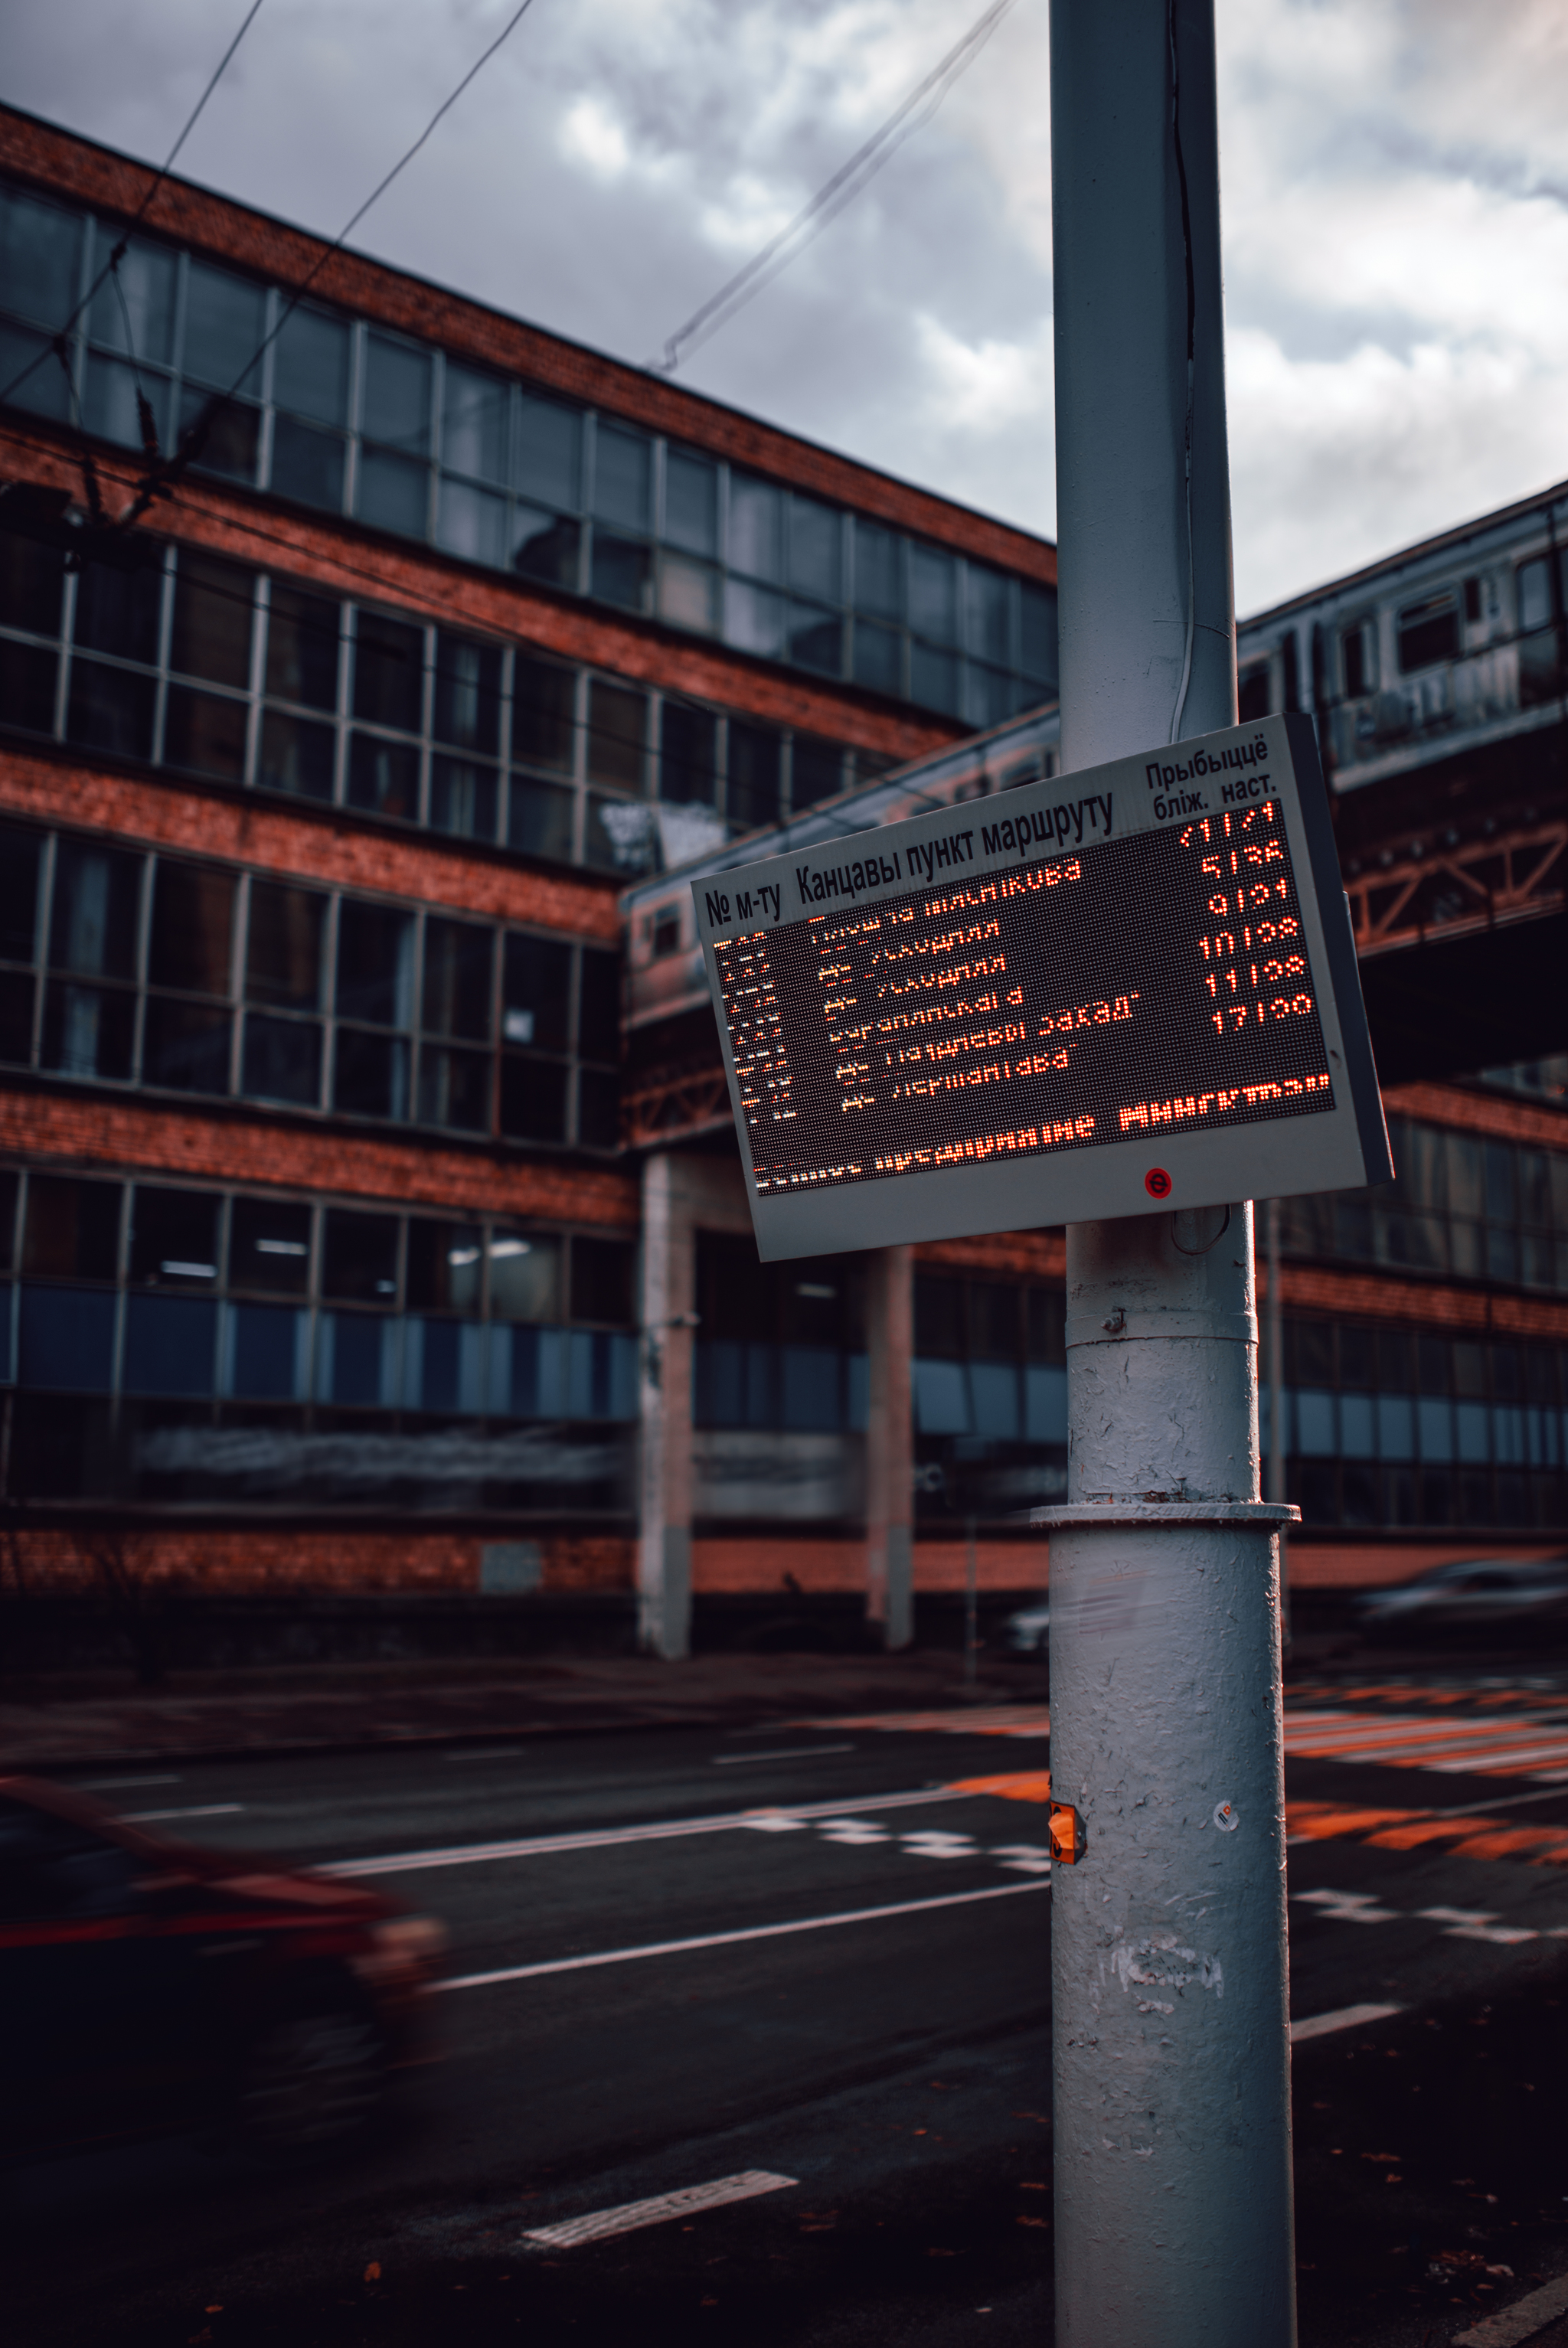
[
  {"xmin": 333, "ymin": 1027, "xmax": 409, "ymax": 1118},
  {"xmin": 41, "ymin": 981, "xmax": 135, "ymax": 1079},
  {"xmin": 727, "ymin": 721, "xmax": 781, "ymax": 830},
  {"xmin": 240, "ymin": 1012, "xmax": 322, "ymax": 1105},
  {"xmin": 571, "ymin": 1236, "xmax": 634, "ymax": 1325},
  {"xmin": 130, "ymin": 1186, "xmax": 217, "ymax": 1284},
  {"xmin": 0, "ymin": 636, "xmax": 56, "ymax": 730},
  {"xmin": 259, "ymin": 709, "xmax": 335, "ymax": 798},
  {"xmin": 789, "ymin": 497, "xmax": 840, "ymax": 599},
  {"xmin": 579, "ymin": 946, "xmax": 620, "ymax": 1060},
  {"xmin": 503, "ymin": 932, "xmax": 571, "ymax": 1051},
  {"xmin": 0, "ymin": 186, "xmax": 83, "ymax": 329},
  {"xmin": 0, "ymin": 318, "xmax": 70, "ymax": 421},
  {"xmin": 433, "ymin": 633, "xmax": 501, "ymax": 753},
  {"xmin": 1397, "ymin": 595, "xmax": 1459, "ymax": 673},
  {"xmin": 586, "ymin": 679, "xmax": 645, "ymax": 788},
  {"xmin": 143, "ymin": 998, "xmax": 231, "ymax": 1092},
  {"xmin": 577, "ymin": 1066, "xmax": 620, "ymax": 1148},
  {"xmin": 499, "ymin": 1055, "xmax": 567, "ymax": 1141},
  {"xmin": 853, "ymin": 619, "xmax": 902, "ymax": 696},
  {"xmin": 417, "ymin": 1043, "xmax": 491, "ymax": 1130},
  {"xmin": 0, "ymin": 519, "xmax": 66, "ymax": 635},
  {"xmin": 854, "ymin": 518, "xmax": 901, "ymax": 618},
  {"xmin": 178, "ymin": 384, "xmax": 260, "ymax": 485},
  {"xmin": 348, "ymin": 732, "xmax": 420, "ymax": 820},
  {"xmin": 909, "ymin": 544, "xmax": 956, "ymax": 643},
  {"xmin": 169, "ymin": 549, "xmax": 253, "ymax": 686},
  {"xmin": 247, "ymin": 880, "xmax": 323, "ymax": 1007},
  {"xmin": 181, "ymin": 257, "xmax": 264, "ymax": 394},
  {"xmin": 915, "ymin": 1275, "xmax": 964, "ymax": 1357},
  {"xmin": 335, "ymin": 901, "xmax": 413, "ymax": 1025},
  {"xmin": 430, "ymin": 756, "xmax": 497, "ymax": 841},
  {"xmin": 1484, "ymin": 1139, "xmax": 1517, "ymax": 1223},
  {"xmin": 18, "ymin": 1285, "xmax": 116, "ymax": 1390},
  {"xmin": 0, "ymin": 825, "xmax": 41, "ymax": 961},
  {"xmin": 513, "ymin": 655, "xmax": 575, "ymax": 771},
  {"xmin": 443, "ymin": 362, "xmax": 508, "ymax": 483},
  {"xmin": 511, "ymin": 506, "xmax": 580, "ymax": 588},
  {"xmin": 593, "ymin": 423, "xmax": 650, "ymax": 531},
  {"xmin": 910, "ymin": 641, "xmax": 959, "ymax": 714},
  {"xmin": 83, "ymin": 352, "xmax": 174, "ymax": 455},
  {"xmin": 65, "ymin": 658, "xmax": 155, "ymax": 759},
  {"xmin": 515, "ymin": 392, "xmax": 580, "ymax": 508},
  {"xmin": 488, "ymin": 1230, "xmax": 560, "ymax": 1322},
  {"xmin": 232, "ymin": 1304, "xmax": 299, "ymax": 1397},
  {"xmin": 665, "ymin": 449, "xmax": 717, "ymax": 554},
  {"xmin": 423, "ymin": 917, "xmax": 493, "ymax": 1040},
  {"xmin": 74, "ymin": 550, "xmax": 162, "ymax": 662},
  {"xmin": 88, "ymin": 237, "xmax": 175, "ymax": 361},
  {"xmin": 163, "ymin": 686, "xmax": 247, "ymax": 782},
  {"xmin": 123, "ymin": 1294, "xmax": 217, "ymax": 1396},
  {"xmin": 509, "ymin": 777, "xmax": 574, "ymax": 860},
  {"xmin": 971, "ymin": 1284, "xmax": 1019, "ymax": 1360},
  {"xmin": 363, "ymin": 334, "xmax": 430, "ymax": 453},
  {"xmin": 229, "ymin": 1195, "xmax": 310, "ymax": 1293},
  {"xmin": 149, "ymin": 862, "xmax": 234, "ymax": 994},
  {"xmin": 728, "ymin": 475, "xmax": 781, "ymax": 582},
  {"xmin": 437, "ymin": 476, "xmax": 508, "ymax": 566},
  {"xmin": 273, "ymin": 305, "xmax": 349, "ymax": 426},
  {"xmin": 0, "ymin": 1169, "xmax": 16, "ymax": 1273},
  {"xmin": 965, "ymin": 565, "xmax": 1010, "ymax": 663},
  {"xmin": 328, "ymin": 1313, "xmax": 384, "ymax": 1405},
  {"xmin": 1025, "ymin": 1287, "xmax": 1066, "ymax": 1362},
  {"xmin": 265, "ymin": 583, "xmax": 340, "ymax": 708},
  {"xmin": 407, "ymin": 1220, "xmax": 484, "ymax": 1313},
  {"xmin": 352, "ymin": 611, "xmax": 423, "ymax": 730},
  {"xmin": 788, "ymin": 603, "xmax": 841, "ymax": 675},
  {"xmin": 590, "ymin": 532, "xmax": 652, "ymax": 612},
  {"xmin": 791, "ymin": 737, "xmax": 843, "ymax": 811},
  {"xmin": 49, "ymin": 840, "xmax": 141, "ymax": 976},
  {"xmin": 323, "ymin": 1209, "xmax": 399, "ymax": 1303},
  {"xmin": 657, "ymin": 553, "xmax": 718, "ymax": 634},
  {"xmin": 0, "ymin": 969, "xmax": 32, "ymax": 1060},
  {"xmin": 24, "ymin": 1176, "xmax": 122, "ymax": 1279},
  {"xmin": 1020, "ymin": 581, "xmax": 1057, "ymax": 684},
  {"xmin": 357, "ymin": 446, "xmax": 429, "ymax": 536},
  {"xmin": 270, "ymin": 413, "xmax": 345, "ymax": 510},
  {"xmin": 660, "ymin": 702, "xmax": 717, "ymax": 805}
]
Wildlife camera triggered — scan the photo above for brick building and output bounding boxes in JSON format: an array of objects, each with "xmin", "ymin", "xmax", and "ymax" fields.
[{"xmin": 0, "ymin": 106, "xmax": 1060, "ymax": 1648}]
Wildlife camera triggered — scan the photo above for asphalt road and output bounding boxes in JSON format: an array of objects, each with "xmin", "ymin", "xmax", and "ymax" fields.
[{"xmin": 10, "ymin": 1678, "xmax": 1568, "ymax": 2348}]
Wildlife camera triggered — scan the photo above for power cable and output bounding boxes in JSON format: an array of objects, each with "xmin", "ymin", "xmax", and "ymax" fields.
[
  {"xmin": 648, "ymin": 0, "xmax": 1020, "ymax": 376},
  {"xmin": 121, "ymin": 0, "xmax": 544, "ymax": 530},
  {"xmin": 0, "ymin": 0, "xmax": 267, "ymax": 411}
]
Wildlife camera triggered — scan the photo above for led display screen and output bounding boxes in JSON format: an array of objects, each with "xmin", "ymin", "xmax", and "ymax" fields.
[{"xmin": 694, "ymin": 714, "xmax": 1390, "ymax": 1259}]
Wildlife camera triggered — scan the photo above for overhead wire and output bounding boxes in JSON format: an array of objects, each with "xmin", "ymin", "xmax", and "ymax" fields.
[
  {"xmin": 0, "ymin": 0, "xmax": 267, "ymax": 412},
  {"xmin": 648, "ymin": 0, "xmax": 1021, "ymax": 375}
]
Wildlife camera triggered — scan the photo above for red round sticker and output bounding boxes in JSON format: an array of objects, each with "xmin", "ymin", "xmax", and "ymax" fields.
[{"xmin": 1145, "ymin": 1167, "xmax": 1172, "ymax": 1200}]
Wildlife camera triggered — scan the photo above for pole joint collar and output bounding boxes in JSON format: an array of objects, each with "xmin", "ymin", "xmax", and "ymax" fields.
[{"xmin": 1031, "ymin": 1500, "xmax": 1300, "ymax": 1528}]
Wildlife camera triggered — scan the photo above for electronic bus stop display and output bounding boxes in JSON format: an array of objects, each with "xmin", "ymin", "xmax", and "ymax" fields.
[{"xmin": 693, "ymin": 712, "xmax": 1391, "ymax": 1262}]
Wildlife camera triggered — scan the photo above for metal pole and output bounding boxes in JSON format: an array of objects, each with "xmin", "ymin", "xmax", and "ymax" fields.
[
  {"xmin": 1268, "ymin": 1196, "xmax": 1291, "ymax": 1651},
  {"xmin": 1038, "ymin": 5, "xmax": 1298, "ymax": 2342}
]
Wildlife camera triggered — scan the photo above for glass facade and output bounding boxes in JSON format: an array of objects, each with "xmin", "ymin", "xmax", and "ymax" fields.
[
  {"xmin": 0, "ymin": 818, "xmax": 622, "ymax": 1149},
  {"xmin": 0, "ymin": 179, "xmax": 1059, "ymax": 728},
  {"xmin": 910, "ymin": 1271, "xmax": 1069, "ymax": 1518},
  {"xmin": 0, "ymin": 1167, "xmax": 637, "ymax": 1507}
]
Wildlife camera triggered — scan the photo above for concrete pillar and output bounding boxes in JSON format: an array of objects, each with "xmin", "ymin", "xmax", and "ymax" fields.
[
  {"xmin": 637, "ymin": 1151, "xmax": 694, "ymax": 1659},
  {"xmin": 864, "ymin": 1243, "xmax": 913, "ymax": 1650}
]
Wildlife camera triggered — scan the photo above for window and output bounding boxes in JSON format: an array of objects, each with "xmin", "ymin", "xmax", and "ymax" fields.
[
  {"xmin": 1341, "ymin": 619, "xmax": 1376, "ymax": 699},
  {"xmin": 1396, "ymin": 593, "xmax": 1459, "ymax": 674}
]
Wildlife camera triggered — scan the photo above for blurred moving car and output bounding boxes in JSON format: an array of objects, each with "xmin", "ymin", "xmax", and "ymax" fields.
[
  {"xmin": 1351, "ymin": 1556, "xmax": 1568, "ymax": 1642},
  {"xmin": 1001, "ymin": 1599, "xmax": 1050, "ymax": 1658},
  {"xmin": 0, "ymin": 1775, "xmax": 446, "ymax": 2163}
]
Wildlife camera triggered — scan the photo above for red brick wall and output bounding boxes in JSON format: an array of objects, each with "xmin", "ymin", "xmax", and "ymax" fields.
[
  {"xmin": 0, "ymin": 108, "xmax": 1057, "ymax": 585},
  {"xmin": 1383, "ymin": 1081, "xmax": 1568, "ymax": 1153},
  {"xmin": 917, "ymin": 1231, "xmax": 1067, "ymax": 1279},
  {"xmin": 0, "ymin": 1089, "xmax": 642, "ymax": 1223},
  {"xmin": 1259, "ymin": 1258, "xmax": 1568, "ymax": 1343},
  {"xmin": 4, "ymin": 1526, "xmax": 635, "ymax": 1595}
]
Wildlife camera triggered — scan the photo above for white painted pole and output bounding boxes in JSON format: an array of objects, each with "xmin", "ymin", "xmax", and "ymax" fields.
[{"xmin": 1039, "ymin": 5, "xmax": 1298, "ymax": 2343}]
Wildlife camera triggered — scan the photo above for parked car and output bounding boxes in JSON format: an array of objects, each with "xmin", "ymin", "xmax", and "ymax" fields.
[
  {"xmin": 1351, "ymin": 1556, "xmax": 1568, "ymax": 1642},
  {"xmin": 1001, "ymin": 1599, "xmax": 1050, "ymax": 1658},
  {"xmin": 0, "ymin": 1775, "xmax": 446, "ymax": 2163}
]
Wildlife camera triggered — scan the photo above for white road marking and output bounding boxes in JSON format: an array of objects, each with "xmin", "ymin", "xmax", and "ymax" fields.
[
  {"xmin": 329, "ymin": 1785, "xmax": 970, "ymax": 1879},
  {"xmin": 900, "ymin": 1830, "xmax": 978, "ymax": 1859},
  {"xmin": 1450, "ymin": 2265, "xmax": 1568, "ymax": 2346},
  {"xmin": 523, "ymin": 2170, "xmax": 797, "ymax": 2250},
  {"xmin": 992, "ymin": 1845, "xmax": 1053, "ymax": 1875},
  {"xmin": 1289, "ymin": 2001, "xmax": 1403, "ymax": 2044},
  {"xmin": 1292, "ymin": 1889, "xmax": 1400, "ymax": 1923},
  {"xmin": 123, "ymin": 1803, "xmax": 244, "ymax": 1824},
  {"xmin": 711, "ymin": 1745, "xmax": 856, "ymax": 1766},
  {"xmin": 439, "ymin": 1880, "xmax": 1047, "ymax": 1991},
  {"xmin": 1295, "ymin": 1896, "xmax": 1552, "ymax": 1945},
  {"xmin": 816, "ymin": 1821, "xmax": 889, "ymax": 1845}
]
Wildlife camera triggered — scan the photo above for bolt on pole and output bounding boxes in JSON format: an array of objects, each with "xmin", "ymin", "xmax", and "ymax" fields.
[{"xmin": 1037, "ymin": 5, "xmax": 1298, "ymax": 2343}]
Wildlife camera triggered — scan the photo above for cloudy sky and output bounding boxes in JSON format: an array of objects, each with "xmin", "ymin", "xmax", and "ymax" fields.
[{"xmin": 8, "ymin": 0, "xmax": 1568, "ymax": 613}]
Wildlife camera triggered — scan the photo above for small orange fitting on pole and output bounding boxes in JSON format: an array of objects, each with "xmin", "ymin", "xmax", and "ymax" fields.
[{"xmin": 1049, "ymin": 1801, "xmax": 1086, "ymax": 1864}]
